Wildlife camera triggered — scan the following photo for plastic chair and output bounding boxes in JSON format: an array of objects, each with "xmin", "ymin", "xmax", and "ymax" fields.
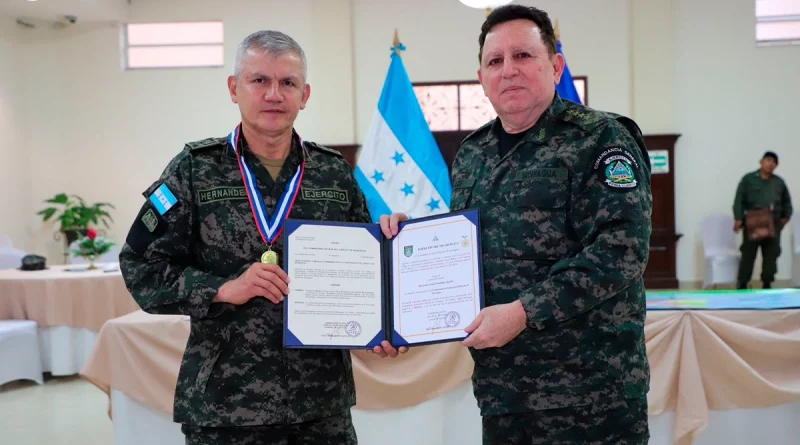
[
  {"xmin": 702, "ymin": 214, "xmax": 741, "ymax": 289},
  {"xmin": 0, "ymin": 247, "xmax": 26, "ymax": 270},
  {"xmin": 792, "ymin": 218, "xmax": 800, "ymax": 287}
]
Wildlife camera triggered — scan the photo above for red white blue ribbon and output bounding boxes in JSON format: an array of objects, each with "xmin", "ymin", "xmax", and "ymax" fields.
[{"xmin": 228, "ymin": 124, "xmax": 305, "ymax": 245}]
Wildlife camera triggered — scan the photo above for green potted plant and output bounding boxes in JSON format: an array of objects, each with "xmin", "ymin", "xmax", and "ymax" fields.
[
  {"xmin": 37, "ymin": 193, "xmax": 115, "ymax": 246},
  {"xmin": 70, "ymin": 227, "xmax": 115, "ymax": 270}
]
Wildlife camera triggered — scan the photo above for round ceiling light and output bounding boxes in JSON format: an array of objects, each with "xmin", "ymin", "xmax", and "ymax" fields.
[{"xmin": 458, "ymin": 0, "xmax": 514, "ymax": 9}]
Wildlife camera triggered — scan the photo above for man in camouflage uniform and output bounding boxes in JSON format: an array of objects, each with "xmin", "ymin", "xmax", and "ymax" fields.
[
  {"xmin": 381, "ymin": 5, "xmax": 652, "ymax": 444},
  {"xmin": 733, "ymin": 151, "xmax": 793, "ymax": 289},
  {"xmin": 120, "ymin": 30, "xmax": 381, "ymax": 445}
]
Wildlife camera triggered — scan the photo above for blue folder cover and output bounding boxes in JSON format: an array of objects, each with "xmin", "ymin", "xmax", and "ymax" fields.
[{"xmin": 283, "ymin": 209, "xmax": 484, "ymax": 350}]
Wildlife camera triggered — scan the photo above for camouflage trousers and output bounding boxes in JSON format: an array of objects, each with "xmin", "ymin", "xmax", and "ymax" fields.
[
  {"xmin": 482, "ymin": 397, "xmax": 649, "ymax": 445},
  {"xmin": 182, "ymin": 411, "xmax": 357, "ymax": 445}
]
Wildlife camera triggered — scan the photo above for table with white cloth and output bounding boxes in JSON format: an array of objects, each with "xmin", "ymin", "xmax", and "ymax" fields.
[
  {"xmin": 81, "ymin": 290, "xmax": 800, "ymax": 445},
  {"xmin": 0, "ymin": 264, "xmax": 140, "ymax": 376}
]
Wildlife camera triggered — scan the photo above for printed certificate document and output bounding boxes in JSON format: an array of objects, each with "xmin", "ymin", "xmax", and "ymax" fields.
[{"xmin": 283, "ymin": 209, "xmax": 484, "ymax": 349}]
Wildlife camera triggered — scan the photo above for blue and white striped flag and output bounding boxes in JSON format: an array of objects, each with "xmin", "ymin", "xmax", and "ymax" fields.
[{"xmin": 355, "ymin": 45, "xmax": 452, "ymax": 222}]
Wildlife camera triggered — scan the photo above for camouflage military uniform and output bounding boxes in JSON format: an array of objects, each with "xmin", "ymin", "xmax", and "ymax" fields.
[
  {"xmin": 451, "ymin": 94, "xmax": 653, "ymax": 444},
  {"xmin": 119, "ymin": 130, "xmax": 370, "ymax": 444},
  {"xmin": 733, "ymin": 170, "xmax": 793, "ymax": 288}
]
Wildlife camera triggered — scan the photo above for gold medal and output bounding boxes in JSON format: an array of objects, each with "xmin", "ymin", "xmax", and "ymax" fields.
[{"xmin": 261, "ymin": 250, "xmax": 278, "ymax": 265}]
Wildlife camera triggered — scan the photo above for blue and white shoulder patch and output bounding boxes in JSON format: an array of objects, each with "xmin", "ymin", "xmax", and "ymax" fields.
[{"xmin": 149, "ymin": 183, "xmax": 178, "ymax": 215}]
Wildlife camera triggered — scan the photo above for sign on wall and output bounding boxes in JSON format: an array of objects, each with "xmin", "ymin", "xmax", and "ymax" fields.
[{"xmin": 649, "ymin": 150, "xmax": 669, "ymax": 174}]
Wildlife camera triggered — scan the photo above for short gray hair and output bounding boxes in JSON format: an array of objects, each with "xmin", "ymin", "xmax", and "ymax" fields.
[{"xmin": 234, "ymin": 30, "xmax": 307, "ymax": 80}]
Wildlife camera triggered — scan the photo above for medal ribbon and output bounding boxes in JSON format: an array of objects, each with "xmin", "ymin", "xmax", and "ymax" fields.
[{"xmin": 228, "ymin": 123, "xmax": 305, "ymax": 246}]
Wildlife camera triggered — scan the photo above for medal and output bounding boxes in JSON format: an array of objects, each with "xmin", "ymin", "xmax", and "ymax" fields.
[
  {"xmin": 261, "ymin": 250, "xmax": 278, "ymax": 265},
  {"xmin": 228, "ymin": 123, "xmax": 305, "ymax": 263}
]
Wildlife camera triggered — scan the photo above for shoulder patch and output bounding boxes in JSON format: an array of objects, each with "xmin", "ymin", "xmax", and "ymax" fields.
[
  {"xmin": 559, "ymin": 104, "xmax": 617, "ymax": 133},
  {"xmin": 303, "ymin": 141, "xmax": 344, "ymax": 158},
  {"xmin": 185, "ymin": 137, "xmax": 225, "ymax": 152},
  {"xmin": 460, "ymin": 119, "xmax": 494, "ymax": 145},
  {"xmin": 593, "ymin": 146, "xmax": 640, "ymax": 191}
]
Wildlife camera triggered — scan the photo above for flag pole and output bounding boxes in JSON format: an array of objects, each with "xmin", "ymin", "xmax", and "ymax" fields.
[
  {"xmin": 555, "ymin": 19, "xmax": 560, "ymax": 41},
  {"xmin": 393, "ymin": 29, "xmax": 402, "ymax": 57}
]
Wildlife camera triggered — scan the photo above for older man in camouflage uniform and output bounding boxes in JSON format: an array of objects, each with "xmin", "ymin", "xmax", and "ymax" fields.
[
  {"xmin": 381, "ymin": 5, "xmax": 653, "ymax": 445},
  {"xmin": 120, "ymin": 30, "xmax": 379, "ymax": 445}
]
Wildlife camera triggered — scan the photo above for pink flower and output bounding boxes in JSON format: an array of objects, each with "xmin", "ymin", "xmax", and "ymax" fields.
[{"xmin": 87, "ymin": 228, "xmax": 97, "ymax": 241}]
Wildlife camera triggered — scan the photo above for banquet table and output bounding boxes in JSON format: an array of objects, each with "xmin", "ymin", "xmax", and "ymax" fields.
[
  {"xmin": 0, "ymin": 263, "xmax": 140, "ymax": 375},
  {"xmin": 81, "ymin": 289, "xmax": 800, "ymax": 445}
]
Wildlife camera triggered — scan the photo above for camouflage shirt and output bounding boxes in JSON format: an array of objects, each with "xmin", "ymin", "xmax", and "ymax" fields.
[
  {"xmin": 451, "ymin": 94, "xmax": 653, "ymax": 417},
  {"xmin": 733, "ymin": 170, "xmax": 792, "ymax": 221},
  {"xmin": 119, "ymin": 130, "xmax": 372, "ymax": 427}
]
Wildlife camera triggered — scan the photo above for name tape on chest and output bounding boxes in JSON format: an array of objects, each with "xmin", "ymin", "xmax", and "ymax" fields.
[
  {"xmin": 149, "ymin": 183, "xmax": 178, "ymax": 215},
  {"xmin": 593, "ymin": 147, "xmax": 639, "ymax": 191},
  {"xmin": 197, "ymin": 187, "xmax": 248, "ymax": 204},
  {"xmin": 514, "ymin": 168, "xmax": 568, "ymax": 181},
  {"xmin": 301, "ymin": 188, "xmax": 349, "ymax": 204}
]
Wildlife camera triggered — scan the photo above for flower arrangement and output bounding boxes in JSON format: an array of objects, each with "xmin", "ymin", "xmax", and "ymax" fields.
[{"xmin": 69, "ymin": 228, "xmax": 115, "ymax": 270}]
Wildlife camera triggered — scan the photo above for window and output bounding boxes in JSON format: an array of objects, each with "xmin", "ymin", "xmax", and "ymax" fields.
[
  {"xmin": 412, "ymin": 79, "xmax": 588, "ymax": 171},
  {"xmin": 756, "ymin": 0, "xmax": 800, "ymax": 46},
  {"xmin": 123, "ymin": 21, "xmax": 224, "ymax": 69},
  {"xmin": 413, "ymin": 78, "xmax": 588, "ymax": 132}
]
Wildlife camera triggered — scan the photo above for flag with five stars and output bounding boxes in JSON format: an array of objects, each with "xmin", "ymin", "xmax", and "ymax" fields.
[{"xmin": 354, "ymin": 43, "xmax": 452, "ymax": 222}]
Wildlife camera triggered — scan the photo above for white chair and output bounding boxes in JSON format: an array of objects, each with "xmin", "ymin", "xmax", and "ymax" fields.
[
  {"xmin": 0, "ymin": 233, "xmax": 12, "ymax": 248},
  {"xmin": 0, "ymin": 247, "xmax": 26, "ymax": 270},
  {"xmin": 68, "ymin": 240, "xmax": 119, "ymax": 265},
  {"xmin": 0, "ymin": 320, "xmax": 44, "ymax": 386},
  {"xmin": 792, "ymin": 218, "xmax": 800, "ymax": 287},
  {"xmin": 702, "ymin": 214, "xmax": 741, "ymax": 289}
]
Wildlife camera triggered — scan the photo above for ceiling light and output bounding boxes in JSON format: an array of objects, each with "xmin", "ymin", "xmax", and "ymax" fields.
[{"xmin": 458, "ymin": 0, "xmax": 514, "ymax": 9}]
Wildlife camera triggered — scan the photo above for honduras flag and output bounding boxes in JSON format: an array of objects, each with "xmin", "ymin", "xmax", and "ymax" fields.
[
  {"xmin": 556, "ymin": 40, "xmax": 582, "ymax": 104},
  {"xmin": 355, "ymin": 44, "xmax": 452, "ymax": 222}
]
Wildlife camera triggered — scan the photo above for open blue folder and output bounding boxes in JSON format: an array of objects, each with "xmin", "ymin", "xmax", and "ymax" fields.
[{"xmin": 282, "ymin": 209, "xmax": 484, "ymax": 350}]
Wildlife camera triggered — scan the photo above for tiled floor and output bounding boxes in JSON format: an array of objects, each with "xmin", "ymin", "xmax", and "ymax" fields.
[{"xmin": 0, "ymin": 375, "xmax": 112, "ymax": 445}]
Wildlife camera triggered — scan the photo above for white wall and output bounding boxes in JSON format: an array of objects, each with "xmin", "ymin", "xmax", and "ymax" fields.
[
  {"xmin": 14, "ymin": 0, "xmax": 354, "ymax": 262},
  {"xmin": 672, "ymin": 0, "xmax": 799, "ymax": 282},
  {"xmin": 0, "ymin": 20, "xmax": 29, "ymax": 252},
  {"xmin": 6, "ymin": 0, "xmax": 797, "ymax": 282},
  {"xmin": 352, "ymin": 0, "xmax": 632, "ymax": 143}
]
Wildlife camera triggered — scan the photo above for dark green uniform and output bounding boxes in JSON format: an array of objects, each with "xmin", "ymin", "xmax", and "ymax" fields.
[
  {"xmin": 119, "ymin": 131, "xmax": 370, "ymax": 444},
  {"xmin": 451, "ymin": 94, "xmax": 652, "ymax": 445},
  {"xmin": 733, "ymin": 170, "xmax": 793, "ymax": 287}
]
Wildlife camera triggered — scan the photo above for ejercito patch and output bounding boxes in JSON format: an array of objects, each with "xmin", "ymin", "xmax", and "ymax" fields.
[
  {"xmin": 301, "ymin": 188, "xmax": 349, "ymax": 204},
  {"xmin": 593, "ymin": 147, "xmax": 639, "ymax": 190}
]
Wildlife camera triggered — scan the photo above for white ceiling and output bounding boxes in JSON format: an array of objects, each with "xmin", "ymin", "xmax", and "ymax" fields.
[{"xmin": 0, "ymin": 0, "xmax": 130, "ymax": 26}]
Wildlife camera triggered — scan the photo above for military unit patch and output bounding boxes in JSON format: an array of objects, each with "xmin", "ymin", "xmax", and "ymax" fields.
[
  {"xmin": 141, "ymin": 208, "xmax": 159, "ymax": 233},
  {"xmin": 593, "ymin": 147, "xmax": 639, "ymax": 190}
]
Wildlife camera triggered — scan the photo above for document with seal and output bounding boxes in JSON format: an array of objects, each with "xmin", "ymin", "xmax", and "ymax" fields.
[
  {"xmin": 389, "ymin": 210, "xmax": 483, "ymax": 346},
  {"xmin": 282, "ymin": 209, "xmax": 484, "ymax": 349}
]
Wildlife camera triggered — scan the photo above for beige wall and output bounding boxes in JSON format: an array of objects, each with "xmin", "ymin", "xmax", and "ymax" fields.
[
  {"xmin": 0, "ymin": 21, "xmax": 29, "ymax": 252},
  {"xmin": 671, "ymin": 0, "xmax": 799, "ymax": 282},
  {"xmin": 12, "ymin": 0, "xmax": 355, "ymax": 261},
  {"xmin": 352, "ymin": 0, "xmax": 632, "ymax": 143},
  {"xmin": 3, "ymin": 0, "xmax": 798, "ymax": 281}
]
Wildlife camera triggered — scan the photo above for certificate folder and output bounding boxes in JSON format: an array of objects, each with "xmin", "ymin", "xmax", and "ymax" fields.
[{"xmin": 283, "ymin": 209, "xmax": 484, "ymax": 350}]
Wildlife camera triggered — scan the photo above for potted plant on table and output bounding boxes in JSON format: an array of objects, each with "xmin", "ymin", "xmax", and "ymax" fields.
[
  {"xmin": 69, "ymin": 228, "xmax": 115, "ymax": 270},
  {"xmin": 37, "ymin": 193, "xmax": 115, "ymax": 246}
]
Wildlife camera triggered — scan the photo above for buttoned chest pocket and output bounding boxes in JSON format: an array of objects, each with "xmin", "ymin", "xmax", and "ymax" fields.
[
  {"xmin": 196, "ymin": 188, "xmax": 251, "ymax": 242},
  {"xmin": 450, "ymin": 178, "xmax": 476, "ymax": 211},
  {"xmin": 504, "ymin": 179, "xmax": 571, "ymax": 261}
]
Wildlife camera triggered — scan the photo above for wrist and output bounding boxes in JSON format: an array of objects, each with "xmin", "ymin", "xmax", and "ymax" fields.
[
  {"xmin": 214, "ymin": 281, "xmax": 231, "ymax": 303},
  {"xmin": 512, "ymin": 300, "xmax": 527, "ymax": 330}
]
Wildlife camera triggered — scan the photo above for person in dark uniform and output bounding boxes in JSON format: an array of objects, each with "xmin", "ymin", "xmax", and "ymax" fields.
[
  {"xmin": 381, "ymin": 5, "xmax": 653, "ymax": 444},
  {"xmin": 119, "ymin": 30, "xmax": 398, "ymax": 445},
  {"xmin": 733, "ymin": 151, "xmax": 793, "ymax": 289}
]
